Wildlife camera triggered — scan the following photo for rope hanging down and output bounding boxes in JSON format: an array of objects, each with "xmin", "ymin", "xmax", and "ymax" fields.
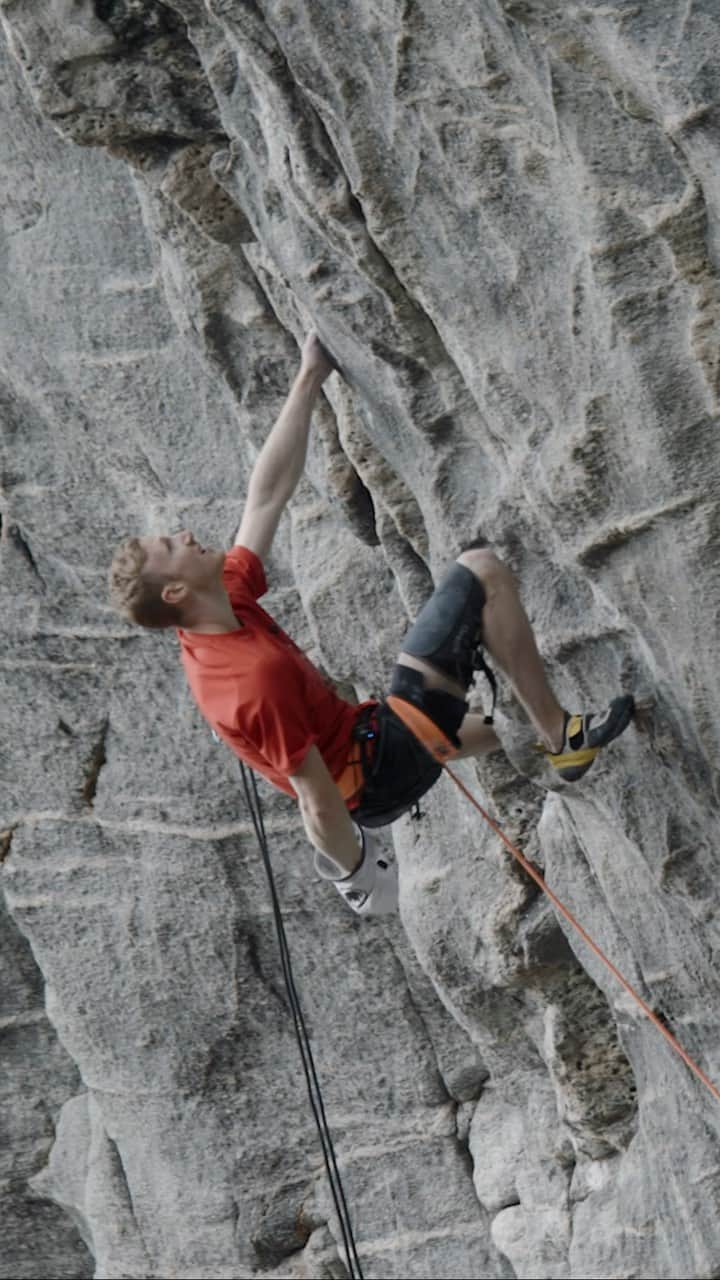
[
  {"xmin": 238, "ymin": 762, "xmax": 365, "ymax": 1280},
  {"xmin": 442, "ymin": 764, "xmax": 720, "ymax": 1106}
]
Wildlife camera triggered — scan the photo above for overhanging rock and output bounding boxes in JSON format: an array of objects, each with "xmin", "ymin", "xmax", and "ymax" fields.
[{"xmin": 1, "ymin": 3, "xmax": 720, "ymax": 1277}]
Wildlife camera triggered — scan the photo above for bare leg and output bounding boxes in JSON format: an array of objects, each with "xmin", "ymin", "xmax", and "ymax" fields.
[
  {"xmin": 398, "ymin": 549, "xmax": 565, "ymax": 755},
  {"xmin": 457, "ymin": 548, "xmax": 565, "ymax": 752},
  {"xmin": 455, "ymin": 713, "xmax": 503, "ymax": 759}
]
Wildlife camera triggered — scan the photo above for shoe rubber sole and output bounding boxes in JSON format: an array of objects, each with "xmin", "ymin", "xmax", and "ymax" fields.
[{"xmin": 547, "ymin": 694, "xmax": 635, "ymax": 782}]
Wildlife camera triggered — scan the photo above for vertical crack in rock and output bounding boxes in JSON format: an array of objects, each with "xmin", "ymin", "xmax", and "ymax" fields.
[
  {"xmin": 337, "ymin": 466, "xmax": 378, "ymax": 547},
  {"xmin": 209, "ymin": 3, "xmax": 482, "ymax": 432},
  {"xmin": 203, "ymin": 284, "xmax": 381, "ymax": 545},
  {"xmin": 394, "ymin": 957, "xmax": 452, "ymax": 1103},
  {"xmin": 252, "ymin": 35, "xmax": 501, "ymax": 451},
  {"xmin": 0, "ymin": 879, "xmax": 94, "ymax": 1277},
  {"xmin": 339, "ymin": 423, "xmax": 429, "ymax": 560},
  {"xmin": 307, "ymin": 151, "xmax": 483, "ymax": 437},
  {"xmin": 340, "ymin": 190, "xmax": 483, "ymax": 427},
  {"xmin": 654, "ymin": 179, "xmax": 720, "ymax": 403},
  {"xmin": 326, "ymin": 388, "xmax": 432, "ymax": 563},
  {"xmin": 105, "ymin": 1134, "xmax": 153, "ymax": 1269},
  {"xmin": 156, "ymin": 139, "xmax": 254, "ymax": 245},
  {"xmin": 0, "ymin": 826, "xmax": 15, "ymax": 864},
  {"xmin": 184, "ymin": 228, "xmax": 380, "ymax": 549},
  {"xmin": 244, "ymin": 928, "xmax": 290, "ymax": 1017},
  {"xmin": 81, "ymin": 718, "xmax": 109, "ymax": 808},
  {"xmin": 312, "ymin": 395, "xmax": 381, "ymax": 550},
  {"xmin": 133, "ymin": 449, "xmax": 166, "ymax": 498},
  {"xmin": 4, "ymin": 522, "xmax": 47, "ymax": 590},
  {"xmin": 535, "ymin": 967, "xmax": 638, "ymax": 1160},
  {"xmin": 375, "ymin": 507, "xmax": 435, "ymax": 618}
]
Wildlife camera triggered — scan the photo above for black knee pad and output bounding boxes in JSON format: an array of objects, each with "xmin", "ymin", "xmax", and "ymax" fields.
[{"xmin": 399, "ymin": 562, "xmax": 487, "ymax": 690}]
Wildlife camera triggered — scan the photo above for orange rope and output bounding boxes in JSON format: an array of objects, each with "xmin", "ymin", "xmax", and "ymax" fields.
[{"xmin": 443, "ymin": 764, "xmax": 720, "ymax": 1105}]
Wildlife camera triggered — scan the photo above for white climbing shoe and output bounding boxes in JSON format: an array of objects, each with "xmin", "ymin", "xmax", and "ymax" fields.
[{"xmin": 314, "ymin": 826, "xmax": 398, "ymax": 916}]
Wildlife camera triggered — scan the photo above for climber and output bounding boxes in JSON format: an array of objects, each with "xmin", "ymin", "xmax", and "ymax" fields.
[{"xmin": 108, "ymin": 332, "xmax": 634, "ymax": 917}]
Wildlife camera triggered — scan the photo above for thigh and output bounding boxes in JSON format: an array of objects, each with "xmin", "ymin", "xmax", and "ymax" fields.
[
  {"xmin": 396, "ymin": 652, "xmax": 466, "ymax": 699},
  {"xmin": 454, "ymin": 712, "xmax": 501, "ymax": 759},
  {"xmin": 398, "ymin": 561, "xmax": 486, "ymax": 693}
]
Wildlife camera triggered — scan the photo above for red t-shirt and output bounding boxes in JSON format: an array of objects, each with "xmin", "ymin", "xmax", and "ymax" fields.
[{"xmin": 178, "ymin": 546, "xmax": 374, "ymax": 798}]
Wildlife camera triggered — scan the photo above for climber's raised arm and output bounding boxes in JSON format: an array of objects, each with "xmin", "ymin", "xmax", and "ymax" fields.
[{"xmin": 234, "ymin": 333, "xmax": 336, "ymax": 561}]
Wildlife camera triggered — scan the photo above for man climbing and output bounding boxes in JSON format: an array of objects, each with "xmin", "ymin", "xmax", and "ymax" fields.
[{"xmin": 109, "ymin": 333, "xmax": 634, "ymax": 915}]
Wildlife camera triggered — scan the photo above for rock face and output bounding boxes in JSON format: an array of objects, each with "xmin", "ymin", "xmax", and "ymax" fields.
[{"xmin": 2, "ymin": 2, "xmax": 720, "ymax": 1277}]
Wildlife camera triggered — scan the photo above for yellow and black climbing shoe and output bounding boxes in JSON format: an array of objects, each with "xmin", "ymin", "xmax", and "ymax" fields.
[{"xmin": 546, "ymin": 695, "xmax": 635, "ymax": 782}]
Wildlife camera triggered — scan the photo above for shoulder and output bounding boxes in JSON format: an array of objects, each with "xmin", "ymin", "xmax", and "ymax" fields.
[{"xmin": 224, "ymin": 544, "xmax": 268, "ymax": 603}]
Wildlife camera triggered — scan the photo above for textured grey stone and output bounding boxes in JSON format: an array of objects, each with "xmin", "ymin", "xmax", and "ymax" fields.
[
  {"xmin": 0, "ymin": 890, "xmax": 93, "ymax": 1279},
  {"xmin": 2, "ymin": 2, "xmax": 720, "ymax": 1278}
]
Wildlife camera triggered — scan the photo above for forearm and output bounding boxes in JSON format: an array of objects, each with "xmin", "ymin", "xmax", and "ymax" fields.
[
  {"xmin": 249, "ymin": 368, "xmax": 325, "ymax": 504},
  {"xmin": 298, "ymin": 796, "xmax": 362, "ymax": 877}
]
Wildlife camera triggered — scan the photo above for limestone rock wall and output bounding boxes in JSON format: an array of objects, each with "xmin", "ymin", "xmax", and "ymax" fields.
[{"xmin": 1, "ymin": 3, "xmax": 720, "ymax": 1278}]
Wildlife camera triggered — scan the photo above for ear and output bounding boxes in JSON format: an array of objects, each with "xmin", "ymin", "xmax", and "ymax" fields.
[{"xmin": 161, "ymin": 580, "xmax": 187, "ymax": 607}]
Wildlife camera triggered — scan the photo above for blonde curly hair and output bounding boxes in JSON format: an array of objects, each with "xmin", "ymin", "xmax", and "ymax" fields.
[{"xmin": 108, "ymin": 537, "xmax": 184, "ymax": 630}]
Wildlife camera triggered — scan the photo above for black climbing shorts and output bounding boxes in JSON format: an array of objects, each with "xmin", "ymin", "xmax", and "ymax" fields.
[
  {"xmin": 352, "ymin": 701, "xmax": 444, "ymax": 828},
  {"xmin": 400, "ymin": 561, "xmax": 487, "ymax": 690},
  {"xmin": 352, "ymin": 561, "xmax": 487, "ymax": 828}
]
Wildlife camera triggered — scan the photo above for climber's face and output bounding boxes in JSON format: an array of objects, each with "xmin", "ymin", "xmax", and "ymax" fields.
[{"xmin": 140, "ymin": 530, "xmax": 225, "ymax": 602}]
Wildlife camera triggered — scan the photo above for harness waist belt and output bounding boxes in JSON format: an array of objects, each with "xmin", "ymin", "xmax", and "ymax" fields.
[
  {"xmin": 336, "ymin": 759, "xmax": 364, "ymax": 807},
  {"xmin": 385, "ymin": 695, "xmax": 460, "ymax": 763},
  {"xmin": 336, "ymin": 705, "xmax": 379, "ymax": 808}
]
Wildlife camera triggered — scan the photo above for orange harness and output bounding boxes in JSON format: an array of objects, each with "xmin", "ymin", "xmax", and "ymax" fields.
[
  {"xmin": 336, "ymin": 755, "xmax": 364, "ymax": 808},
  {"xmin": 336, "ymin": 698, "xmax": 455, "ymax": 810},
  {"xmin": 385, "ymin": 694, "xmax": 459, "ymax": 762},
  {"xmin": 336, "ymin": 706, "xmax": 381, "ymax": 810}
]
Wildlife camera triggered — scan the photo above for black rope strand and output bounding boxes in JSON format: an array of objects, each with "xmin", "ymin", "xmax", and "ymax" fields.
[
  {"xmin": 240, "ymin": 766, "xmax": 363, "ymax": 1278},
  {"xmin": 249, "ymin": 782, "xmax": 362, "ymax": 1277},
  {"xmin": 239, "ymin": 763, "xmax": 365, "ymax": 1280}
]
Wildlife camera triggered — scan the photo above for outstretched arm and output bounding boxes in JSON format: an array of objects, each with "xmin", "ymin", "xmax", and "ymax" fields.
[{"xmin": 235, "ymin": 333, "xmax": 336, "ymax": 561}]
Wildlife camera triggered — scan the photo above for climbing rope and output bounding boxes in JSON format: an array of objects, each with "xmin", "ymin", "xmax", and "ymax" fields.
[
  {"xmin": 234, "ymin": 731, "xmax": 717, "ymax": 1280},
  {"xmin": 238, "ymin": 762, "xmax": 365, "ymax": 1280},
  {"xmin": 442, "ymin": 763, "xmax": 720, "ymax": 1106}
]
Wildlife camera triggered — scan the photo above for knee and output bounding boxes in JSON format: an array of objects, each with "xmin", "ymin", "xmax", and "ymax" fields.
[{"xmin": 456, "ymin": 547, "xmax": 512, "ymax": 592}]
